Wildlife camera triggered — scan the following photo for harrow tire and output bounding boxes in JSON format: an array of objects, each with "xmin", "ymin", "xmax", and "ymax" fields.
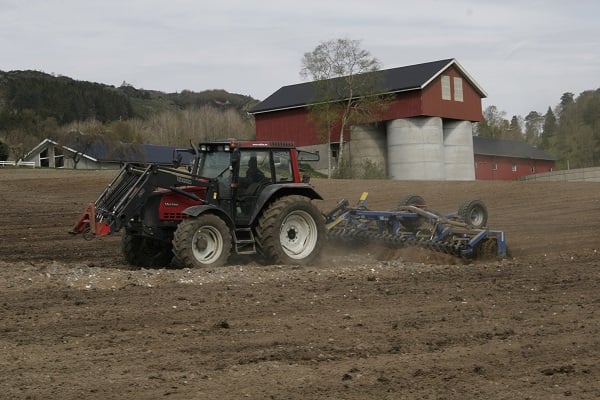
[
  {"xmin": 172, "ymin": 214, "xmax": 231, "ymax": 268},
  {"xmin": 397, "ymin": 194, "xmax": 426, "ymax": 231},
  {"xmin": 458, "ymin": 199, "xmax": 488, "ymax": 228},
  {"xmin": 473, "ymin": 237, "xmax": 499, "ymax": 260},
  {"xmin": 121, "ymin": 232, "xmax": 173, "ymax": 269},
  {"xmin": 256, "ymin": 195, "xmax": 325, "ymax": 265}
]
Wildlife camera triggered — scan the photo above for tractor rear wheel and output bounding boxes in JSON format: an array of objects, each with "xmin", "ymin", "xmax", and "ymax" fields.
[
  {"xmin": 121, "ymin": 232, "xmax": 173, "ymax": 269},
  {"xmin": 172, "ymin": 214, "xmax": 231, "ymax": 268},
  {"xmin": 256, "ymin": 195, "xmax": 325, "ymax": 265}
]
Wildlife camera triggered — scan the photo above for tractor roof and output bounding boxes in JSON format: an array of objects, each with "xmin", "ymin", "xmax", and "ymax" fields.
[{"xmin": 197, "ymin": 139, "xmax": 296, "ymax": 149}]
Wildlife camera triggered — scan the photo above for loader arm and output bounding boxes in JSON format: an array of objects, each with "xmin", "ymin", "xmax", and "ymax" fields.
[{"xmin": 70, "ymin": 163, "xmax": 212, "ymax": 238}]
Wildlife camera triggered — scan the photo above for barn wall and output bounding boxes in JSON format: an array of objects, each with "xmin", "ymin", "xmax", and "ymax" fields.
[
  {"xmin": 475, "ymin": 155, "xmax": 555, "ymax": 180},
  {"xmin": 255, "ymin": 108, "xmax": 320, "ymax": 147}
]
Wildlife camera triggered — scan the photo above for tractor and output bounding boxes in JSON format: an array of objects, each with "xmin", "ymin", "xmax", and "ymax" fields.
[{"xmin": 70, "ymin": 139, "xmax": 326, "ymax": 268}]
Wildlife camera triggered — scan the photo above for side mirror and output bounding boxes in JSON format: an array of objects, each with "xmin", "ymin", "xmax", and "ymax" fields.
[{"xmin": 297, "ymin": 150, "xmax": 320, "ymax": 162}]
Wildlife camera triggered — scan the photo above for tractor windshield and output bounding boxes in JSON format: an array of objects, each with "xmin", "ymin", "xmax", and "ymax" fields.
[{"xmin": 197, "ymin": 151, "xmax": 231, "ymax": 179}]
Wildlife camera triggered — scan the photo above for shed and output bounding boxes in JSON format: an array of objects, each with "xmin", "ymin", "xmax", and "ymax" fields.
[
  {"xmin": 22, "ymin": 138, "xmax": 191, "ymax": 169},
  {"xmin": 473, "ymin": 136, "xmax": 556, "ymax": 180}
]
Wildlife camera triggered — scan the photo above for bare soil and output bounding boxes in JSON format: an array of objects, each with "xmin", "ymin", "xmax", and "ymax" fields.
[{"xmin": 1, "ymin": 168, "xmax": 599, "ymax": 399}]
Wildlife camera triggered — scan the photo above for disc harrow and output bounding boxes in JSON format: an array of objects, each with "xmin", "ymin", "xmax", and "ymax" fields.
[{"xmin": 324, "ymin": 193, "xmax": 507, "ymax": 260}]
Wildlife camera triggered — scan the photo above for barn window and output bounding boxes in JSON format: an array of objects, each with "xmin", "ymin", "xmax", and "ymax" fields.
[
  {"xmin": 491, "ymin": 163, "xmax": 498, "ymax": 171},
  {"xmin": 441, "ymin": 75, "xmax": 451, "ymax": 100},
  {"xmin": 531, "ymin": 166, "xmax": 535, "ymax": 173},
  {"xmin": 512, "ymin": 164, "xmax": 517, "ymax": 172},
  {"xmin": 453, "ymin": 77, "xmax": 463, "ymax": 102}
]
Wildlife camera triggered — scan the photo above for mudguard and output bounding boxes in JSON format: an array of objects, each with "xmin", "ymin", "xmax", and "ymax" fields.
[
  {"xmin": 248, "ymin": 183, "xmax": 323, "ymax": 224},
  {"xmin": 182, "ymin": 204, "xmax": 235, "ymax": 229}
]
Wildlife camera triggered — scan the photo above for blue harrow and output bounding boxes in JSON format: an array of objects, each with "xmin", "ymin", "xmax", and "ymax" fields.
[{"xmin": 324, "ymin": 193, "xmax": 507, "ymax": 260}]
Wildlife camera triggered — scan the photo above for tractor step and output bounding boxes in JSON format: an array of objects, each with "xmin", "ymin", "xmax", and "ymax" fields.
[{"xmin": 234, "ymin": 228, "xmax": 257, "ymax": 255}]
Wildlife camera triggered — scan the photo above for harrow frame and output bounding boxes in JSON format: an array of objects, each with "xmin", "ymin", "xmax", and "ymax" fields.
[{"xmin": 324, "ymin": 193, "xmax": 507, "ymax": 259}]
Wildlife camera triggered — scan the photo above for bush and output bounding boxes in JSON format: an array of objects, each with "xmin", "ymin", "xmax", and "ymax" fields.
[{"xmin": 359, "ymin": 159, "xmax": 387, "ymax": 179}]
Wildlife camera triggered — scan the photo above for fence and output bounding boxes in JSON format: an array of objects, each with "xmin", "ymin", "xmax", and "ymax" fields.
[
  {"xmin": 0, "ymin": 161, "xmax": 36, "ymax": 168},
  {"xmin": 519, "ymin": 166, "xmax": 600, "ymax": 182}
]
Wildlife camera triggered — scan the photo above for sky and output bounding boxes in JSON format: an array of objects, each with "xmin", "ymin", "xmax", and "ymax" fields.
[{"xmin": 1, "ymin": 0, "xmax": 599, "ymax": 119}]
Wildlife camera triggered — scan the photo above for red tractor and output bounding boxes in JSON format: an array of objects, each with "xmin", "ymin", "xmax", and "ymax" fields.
[{"xmin": 71, "ymin": 139, "xmax": 325, "ymax": 268}]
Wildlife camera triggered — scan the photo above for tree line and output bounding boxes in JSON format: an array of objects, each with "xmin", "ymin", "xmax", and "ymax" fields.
[
  {"xmin": 476, "ymin": 90, "xmax": 600, "ymax": 170},
  {"xmin": 0, "ymin": 70, "xmax": 257, "ymax": 161}
]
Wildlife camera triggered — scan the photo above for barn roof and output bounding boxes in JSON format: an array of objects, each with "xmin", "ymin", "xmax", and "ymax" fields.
[
  {"xmin": 473, "ymin": 136, "xmax": 556, "ymax": 161},
  {"xmin": 249, "ymin": 58, "xmax": 487, "ymax": 114}
]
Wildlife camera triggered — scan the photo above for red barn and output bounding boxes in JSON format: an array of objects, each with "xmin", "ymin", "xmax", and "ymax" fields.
[
  {"xmin": 250, "ymin": 58, "xmax": 485, "ymax": 144},
  {"xmin": 473, "ymin": 136, "xmax": 556, "ymax": 180},
  {"xmin": 249, "ymin": 58, "xmax": 487, "ymax": 180}
]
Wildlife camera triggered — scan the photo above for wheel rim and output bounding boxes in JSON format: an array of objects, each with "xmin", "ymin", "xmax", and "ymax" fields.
[
  {"xmin": 279, "ymin": 210, "xmax": 318, "ymax": 259},
  {"xmin": 191, "ymin": 226, "xmax": 223, "ymax": 264},
  {"xmin": 469, "ymin": 207, "xmax": 485, "ymax": 227}
]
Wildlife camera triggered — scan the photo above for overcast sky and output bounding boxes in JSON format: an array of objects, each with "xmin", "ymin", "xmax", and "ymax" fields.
[{"xmin": 1, "ymin": 0, "xmax": 599, "ymax": 119}]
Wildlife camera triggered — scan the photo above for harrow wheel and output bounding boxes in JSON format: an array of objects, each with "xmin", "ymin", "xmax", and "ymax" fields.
[
  {"xmin": 397, "ymin": 194, "xmax": 426, "ymax": 232},
  {"xmin": 256, "ymin": 195, "xmax": 325, "ymax": 265},
  {"xmin": 172, "ymin": 214, "xmax": 232, "ymax": 268},
  {"xmin": 458, "ymin": 200, "xmax": 488, "ymax": 228},
  {"xmin": 473, "ymin": 237, "xmax": 499, "ymax": 260}
]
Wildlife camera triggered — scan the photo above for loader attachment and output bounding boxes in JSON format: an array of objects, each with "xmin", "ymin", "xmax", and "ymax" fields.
[
  {"xmin": 69, "ymin": 202, "xmax": 112, "ymax": 239},
  {"xmin": 69, "ymin": 163, "xmax": 154, "ymax": 238}
]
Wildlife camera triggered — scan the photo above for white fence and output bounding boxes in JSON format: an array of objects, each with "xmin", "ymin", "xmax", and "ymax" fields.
[
  {"xmin": 520, "ymin": 166, "xmax": 600, "ymax": 182},
  {"xmin": 0, "ymin": 160, "xmax": 36, "ymax": 168}
]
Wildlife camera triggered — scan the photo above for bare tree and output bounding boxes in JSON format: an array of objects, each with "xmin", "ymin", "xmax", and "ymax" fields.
[{"xmin": 300, "ymin": 38, "xmax": 389, "ymax": 177}]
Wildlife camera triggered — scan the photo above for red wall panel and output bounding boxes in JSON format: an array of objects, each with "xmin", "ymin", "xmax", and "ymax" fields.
[{"xmin": 475, "ymin": 155, "xmax": 556, "ymax": 180}]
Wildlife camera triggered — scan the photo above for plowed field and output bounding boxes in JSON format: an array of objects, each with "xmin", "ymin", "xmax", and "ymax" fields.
[{"xmin": 1, "ymin": 168, "xmax": 599, "ymax": 399}]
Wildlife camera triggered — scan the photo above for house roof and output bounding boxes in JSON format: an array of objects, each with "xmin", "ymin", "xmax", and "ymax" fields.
[
  {"xmin": 23, "ymin": 138, "xmax": 194, "ymax": 165},
  {"xmin": 473, "ymin": 136, "xmax": 556, "ymax": 161},
  {"xmin": 249, "ymin": 58, "xmax": 487, "ymax": 114}
]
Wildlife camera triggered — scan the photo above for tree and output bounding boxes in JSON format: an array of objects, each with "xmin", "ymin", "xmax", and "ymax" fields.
[
  {"xmin": 475, "ymin": 105, "xmax": 510, "ymax": 138},
  {"xmin": 541, "ymin": 107, "xmax": 557, "ymax": 150},
  {"xmin": 0, "ymin": 139, "xmax": 9, "ymax": 161},
  {"xmin": 507, "ymin": 115, "xmax": 523, "ymax": 140},
  {"xmin": 300, "ymin": 38, "xmax": 390, "ymax": 178},
  {"xmin": 524, "ymin": 111, "xmax": 544, "ymax": 145}
]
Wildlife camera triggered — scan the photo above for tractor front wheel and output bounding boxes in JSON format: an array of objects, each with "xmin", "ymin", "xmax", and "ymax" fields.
[
  {"xmin": 121, "ymin": 232, "xmax": 173, "ymax": 269},
  {"xmin": 256, "ymin": 195, "xmax": 325, "ymax": 265},
  {"xmin": 172, "ymin": 214, "xmax": 231, "ymax": 268}
]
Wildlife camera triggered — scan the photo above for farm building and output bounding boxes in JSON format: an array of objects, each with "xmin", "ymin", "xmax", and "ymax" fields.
[
  {"xmin": 473, "ymin": 136, "xmax": 556, "ymax": 180},
  {"xmin": 249, "ymin": 59, "xmax": 556, "ymax": 181},
  {"xmin": 22, "ymin": 138, "xmax": 190, "ymax": 169},
  {"xmin": 249, "ymin": 58, "xmax": 486, "ymax": 180}
]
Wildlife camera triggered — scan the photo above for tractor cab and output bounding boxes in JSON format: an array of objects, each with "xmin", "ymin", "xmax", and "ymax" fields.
[{"xmin": 177, "ymin": 139, "xmax": 308, "ymax": 226}]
